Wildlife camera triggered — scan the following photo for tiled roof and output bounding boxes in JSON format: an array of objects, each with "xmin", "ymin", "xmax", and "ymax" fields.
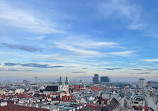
[
  {"xmin": 101, "ymin": 98, "xmax": 119, "ymax": 111},
  {"xmin": 134, "ymin": 106, "xmax": 154, "ymax": 111},
  {"xmin": 0, "ymin": 103, "xmax": 50, "ymax": 111},
  {"xmin": 86, "ymin": 104, "xmax": 102, "ymax": 110},
  {"xmin": 62, "ymin": 95, "xmax": 76, "ymax": 102},
  {"xmin": 73, "ymin": 85, "xmax": 83, "ymax": 89},
  {"xmin": 90, "ymin": 86, "xmax": 101, "ymax": 91}
]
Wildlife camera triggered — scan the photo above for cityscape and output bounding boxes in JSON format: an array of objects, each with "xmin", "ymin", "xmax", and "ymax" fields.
[
  {"xmin": 0, "ymin": 0, "xmax": 158, "ymax": 111},
  {"xmin": 0, "ymin": 75, "xmax": 158, "ymax": 111}
]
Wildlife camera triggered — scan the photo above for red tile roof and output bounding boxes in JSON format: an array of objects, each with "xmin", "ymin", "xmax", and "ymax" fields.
[
  {"xmin": 86, "ymin": 104, "xmax": 102, "ymax": 110},
  {"xmin": 0, "ymin": 103, "xmax": 50, "ymax": 111},
  {"xmin": 134, "ymin": 107, "xmax": 154, "ymax": 111},
  {"xmin": 90, "ymin": 86, "xmax": 101, "ymax": 91},
  {"xmin": 73, "ymin": 85, "xmax": 83, "ymax": 89},
  {"xmin": 75, "ymin": 89, "xmax": 86, "ymax": 91},
  {"xmin": 61, "ymin": 95, "xmax": 76, "ymax": 102}
]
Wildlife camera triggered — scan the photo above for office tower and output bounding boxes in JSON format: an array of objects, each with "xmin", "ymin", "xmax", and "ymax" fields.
[
  {"xmin": 93, "ymin": 74, "xmax": 99, "ymax": 84},
  {"xmin": 138, "ymin": 78, "xmax": 146, "ymax": 89},
  {"xmin": 100, "ymin": 76, "xmax": 110, "ymax": 83}
]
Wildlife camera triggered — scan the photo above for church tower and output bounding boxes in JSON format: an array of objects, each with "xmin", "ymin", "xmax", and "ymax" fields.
[
  {"xmin": 58, "ymin": 75, "xmax": 63, "ymax": 91},
  {"xmin": 65, "ymin": 76, "xmax": 69, "ymax": 92},
  {"xmin": 59, "ymin": 75, "xmax": 63, "ymax": 85},
  {"xmin": 65, "ymin": 76, "xmax": 69, "ymax": 85},
  {"xmin": 58, "ymin": 76, "xmax": 69, "ymax": 92}
]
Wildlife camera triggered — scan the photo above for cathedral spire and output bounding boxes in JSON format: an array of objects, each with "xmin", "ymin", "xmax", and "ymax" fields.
[
  {"xmin": 59, "ymin": 75, "xmax": 63, "ymax": 85},
  {"xmin": 65, "ymin": 76, "xmax": 69, "ymax": 85}
]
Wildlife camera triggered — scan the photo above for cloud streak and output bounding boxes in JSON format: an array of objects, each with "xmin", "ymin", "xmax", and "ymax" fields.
[
  {"xmin": 54, "ymin": 36, "xmax": 132, "ymax": 57},
  {"xmin": 108, "ymin": 51, "xmax": 134, "ymax": 57},
  {"xmin": 142, "ymin": 59, "xmax": 158, "ymax": 63},
  {"xmin": 5, "ymin": 63, "xmax": 19, "ymax": 66},
  {"xmin": 0, "ymin": 0, "xmax": 65, "ymax": 34},
  {"xmin": 56, "ymin": 44, "xmax": 101, "ymax": 55},
  {"xmin": 146, "ymin": 68, "xmax": 158, "ymax": 71},
  {"xmin": 72, "ymin": 71, "xmax": 86, "ymax": 73},
  {"xmin": 0, "ymin": 65, "xmax": 31, "ymax": 71},
  {"xmin": 104, "ymin": 68, "xmax": 122, "ymax": 70},
  {"xmin": 4, "ymin": 62, "xmax": 64, "ymax": 68},
  {"xmin": 1, "ymin": 43, "xmax": 41, "ymax": 52},
  {"xmin": 132, "ymin": 68, "xmax": 143, "ymax": 71},
  {"xmin": 131, "ymin": 72, "xmax": 151, "ymax": 74},
  {"xmin": 100, "ymin": 0, "xmax": 143, "ymax": 30}
]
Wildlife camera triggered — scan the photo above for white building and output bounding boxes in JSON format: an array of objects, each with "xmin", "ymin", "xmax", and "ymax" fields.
[
  {"xmin": 138, "ymin": 78, "xmax": 146, "ymax": 89},
  {"xmin": 15, "ymin": 88, "xmax": 25, "ymax": 94}
]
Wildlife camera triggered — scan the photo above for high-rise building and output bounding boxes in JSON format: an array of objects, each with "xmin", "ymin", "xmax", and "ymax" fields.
[
  {"xmin": 138, "ymin": 78, "xmax": 146, "ymax": 89},
  {"xmin": 93, "ymin": 74, "xmax": 99, "ymax": 84},
  {"xmin": 100, "ymin": 76, "xmax": 110, "ymax": 83}
]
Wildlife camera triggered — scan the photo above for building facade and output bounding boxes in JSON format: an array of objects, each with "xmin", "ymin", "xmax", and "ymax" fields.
[
  {"xmin": 138, "ymin": 78, "xmax": 146, "ymax": 89},
  {"xmin": 100, "ymin": 76, "xmax": 110, "ymax": 83},
  {"xmin": 93, "ymin": 74, "xmax": 99, "ymax": 84}
]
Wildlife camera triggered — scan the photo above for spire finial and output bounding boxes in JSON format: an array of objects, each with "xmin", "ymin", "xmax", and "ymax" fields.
[
  {"xmin": 60, "ymin": 75, "xmax": 62, "ymax": 80},
  {"xmin": 65, "ymin": 75, "xmax": 69, "ymax": 85},
  {"xmin": 59, "ymin": 74, "xmax": 63, "ymax": 85}
]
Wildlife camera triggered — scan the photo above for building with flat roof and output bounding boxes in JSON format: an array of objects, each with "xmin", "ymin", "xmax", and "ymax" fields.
[
  {"xmin": 138, "ymin": 78, "xmax": 146, "ymax": 89},
  {"xmin": 100, "ymin": 76, "xmax": 110, "ymax": 83}
]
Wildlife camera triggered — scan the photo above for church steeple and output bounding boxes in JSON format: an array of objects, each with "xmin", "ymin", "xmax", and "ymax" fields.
[
  {"xmin": 59, "ymin": 75, "xmax": 63, "ymax": 85},
  {"xmin": 65, "ymin": 76, "xmax": 69, "ymax": 85}
]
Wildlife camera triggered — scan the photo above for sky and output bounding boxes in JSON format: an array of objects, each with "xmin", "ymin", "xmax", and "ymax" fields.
[{"xmin": 0, "ymin": 0, "xmax": 158, "ymax": 82}]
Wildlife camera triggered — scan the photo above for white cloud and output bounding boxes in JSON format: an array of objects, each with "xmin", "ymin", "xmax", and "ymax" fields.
[
  {"xmin": 0, "ymin": 0, "xmax": 65, "ymax": 34},
  {"xmin": 142, "ymin": 59, "xmax": 158, "ymax": 62},
  {"xmin": 59, "ymin": 35, "xmax": 119, "ymax": 48},
  {"xmin": 100, "ymin": 0, "xmax": 143, "ymax": 30},
  {"xmin": 0, "ymin": 65, "xmax": 22, "ymax": 71},
  {"xmin": 54, "ymin": 36, "xmax": 122, "ymax": 56},
  {"xmin": 0, "ymin": 65, "xmax": 5, "ymax": 69},
  {"xmin": 53, "ymin": 36, "xmax": 134, "ymax": 57},
  {"xmin": 55, "ymin": 42, "xmax": 102, "ymax": 56},
  {"xmin": 36, "ymin": 54, "xmax": 79, "ymax": 62},
  {"xmin": 62, "ymin": 46, "xmax": 101, "ymax": 55},
  {"xmin": 108, "ymin": 51, "xmax": 134, "ymax": 57}
]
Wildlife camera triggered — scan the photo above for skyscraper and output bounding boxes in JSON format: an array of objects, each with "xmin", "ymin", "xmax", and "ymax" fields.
[
  {"xmin": 138, "ymin": 78, "xmax": 146, "ymax": 89},
  {"xmin": 100, "ymin": 76, "xmax": 110, "ymax": 83},
  {"xmin": 93, "ymin": 74, "xmax": 99, "ymax": 84}
]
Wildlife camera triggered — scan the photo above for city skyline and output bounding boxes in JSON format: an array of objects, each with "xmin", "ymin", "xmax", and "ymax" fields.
[{"xmin": 0, "ymin": 0, "xmax": 158, "ymax": 80}]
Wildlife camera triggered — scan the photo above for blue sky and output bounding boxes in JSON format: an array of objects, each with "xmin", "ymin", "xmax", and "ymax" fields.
[{"xmin": 0, "ymin": 0, "xmax": 158, "ymax": 81}]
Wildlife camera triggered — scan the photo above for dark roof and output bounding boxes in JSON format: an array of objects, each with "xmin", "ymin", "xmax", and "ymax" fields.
[
  {"xmin": 139, "ymin": 78, "xmax": 145, "ymax": 80},
  {"xmin": 0, "ymin": 100, "xmax": 14, "ymax": 104},
  {"xmin": 40, "ymin": 85, "xmax": 58, "ymax": 92},
  {"xmin": 101, "ymin": 98, "xmax": 119, "ymax": 111}
]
